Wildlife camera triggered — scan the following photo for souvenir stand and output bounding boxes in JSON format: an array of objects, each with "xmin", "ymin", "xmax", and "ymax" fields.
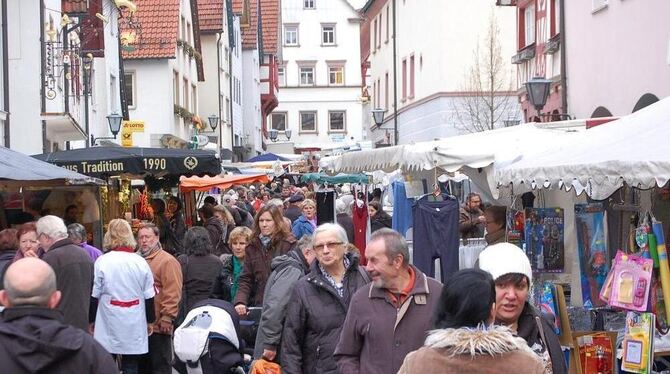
[
  {"xmin": 34, "ymin": 147, "xmax": 220, "ymax": 231},
  {"xmin": 496, "ymin": 97, "xmax": 670, "ymax": 373},
  {"xmin": 0, "ymin": 146, "xmax": 105, "ymax": 245}
]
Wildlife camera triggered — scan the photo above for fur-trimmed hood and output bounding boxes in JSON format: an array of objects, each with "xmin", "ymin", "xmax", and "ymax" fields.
[{"xmin": 425, "ymin": 325, "xmax": 535, "ymax": 357}]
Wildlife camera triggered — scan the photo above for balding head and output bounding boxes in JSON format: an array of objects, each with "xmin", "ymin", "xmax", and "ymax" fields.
[{"xmin": 0, "ymin": 258, "xmax": 61, "ymax": 309}]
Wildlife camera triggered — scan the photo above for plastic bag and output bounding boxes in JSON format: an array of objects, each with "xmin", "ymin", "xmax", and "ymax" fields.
[{"xmin": 250, "ymin": 359, "xmax": 281, "ymax": 374}]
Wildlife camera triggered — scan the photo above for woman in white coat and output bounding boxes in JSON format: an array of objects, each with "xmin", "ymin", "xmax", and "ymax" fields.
[{"xmin": 91, "ymin": 219, "xmax": 156, "ymax": 374}]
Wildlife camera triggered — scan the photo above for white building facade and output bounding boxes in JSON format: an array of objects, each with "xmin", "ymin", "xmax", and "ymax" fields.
[
  {"xmin": 122, "ymin": 0, "xmax": 204, "ymax": 149},
  {"xmin": 8, "ymin": 0, "xmax": 122, "ymax": 154},
  {"xmin": 362, "ymin": 0, "xmax": 519, "ymax": 145},
  {"xmin": 271, "ymin": 0, "xmax": 364, "ymax": 153}
]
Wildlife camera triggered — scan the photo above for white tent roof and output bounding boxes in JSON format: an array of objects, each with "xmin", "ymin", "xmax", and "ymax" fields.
[
  {"xmin": 495, "ymin": 97, "xmax": 670, "ymax": 200},
  {"xmin": 320, "ymin": 122, "xmax": 585, "ymax": 175}
]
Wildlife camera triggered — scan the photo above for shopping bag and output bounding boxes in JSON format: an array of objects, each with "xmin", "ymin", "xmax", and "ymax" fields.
[{"xmin": 250, "ymin": 358, "xmax": 281, "ymax": 374}]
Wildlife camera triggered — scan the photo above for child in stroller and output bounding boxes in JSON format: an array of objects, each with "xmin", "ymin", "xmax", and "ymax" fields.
[{"xmin": 174, "ymin": 299, "xmax": 248, "ymax": 374}]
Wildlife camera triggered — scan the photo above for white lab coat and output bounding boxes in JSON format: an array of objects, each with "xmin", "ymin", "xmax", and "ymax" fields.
[{"xmin": 92, "ymin": 250, "xmax": 155, "ymax": 354}]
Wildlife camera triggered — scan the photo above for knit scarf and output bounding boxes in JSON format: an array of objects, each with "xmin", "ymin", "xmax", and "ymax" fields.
[
  {"xmin": 138, "ymin": 243, "xmax": 160, "ymax": 258},
  {"xmin": 259, "ymin": 235, "xmax": 272, "ymax": 248}
]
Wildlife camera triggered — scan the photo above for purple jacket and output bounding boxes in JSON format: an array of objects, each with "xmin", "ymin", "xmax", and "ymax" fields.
[{"xmin": 80, "ymin": 243, "xmax": 103, "ymax": 262}]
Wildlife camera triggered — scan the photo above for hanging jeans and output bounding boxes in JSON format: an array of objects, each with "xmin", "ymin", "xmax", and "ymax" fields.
[{"xmin": 412, "ymin": 199, "xmax": 460, "ymax": 283}]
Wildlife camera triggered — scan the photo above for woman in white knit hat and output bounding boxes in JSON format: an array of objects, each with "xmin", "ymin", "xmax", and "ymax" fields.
[{"xmin": 477, "ymin": 243, "xmax": 567, "ymax": 374}]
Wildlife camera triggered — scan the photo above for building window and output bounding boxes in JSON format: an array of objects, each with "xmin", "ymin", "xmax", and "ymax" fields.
[
  {"xmin": 299, "ymin": 66, "xmax": 315, "ymax": 86},
  {"xmin": 385, "ymin": 6, "xmax": 390, "ymax": 42},
  {"xmin": 384, "ymin": 72, "xmax": 389, "ymax": 110},
  {"xmin": 191, "ymin": 84, "xmax": 197, "ymax": 113},
  {"xmin": 187, "ymin": 22, "xmax": 192, "ymax": 45},
  {"xmin": 173, "ymin": 71, "xmax": 180, "ymax": 106},
  {"xmin": 284, "ymin": 25, "xmax": 299, "ymax": 46},
  {"xmin": 524, "ymin": 5, "xmax": 535, "ymax": 46},
  {"xmin": 401, "ymin": 58, "xmax": 407, "ymax": 100},
  {"xmin": 304, "ymin": 0, "xmax": 315, "ymax": 9},
  {"xmin": 329, "ymin": 111, "xmax": 345, "ymax": 132},
  {"xmin": 271, "ymin": 112, "xmax": 287, "ymax": 131},
  {"xmin": 372, "ymin": 81, "xmax": 377, "ymax": 108},
  {"xmin": 180, "ymin": 16, "xmax": 186, "ymax": 40},
  {"xmin": 278, "ymin": 66, "xmax": 286, "ymax": 87},
  {"xmin": 124, "ymin": 72, "xmax": 136, "ymax": 108},
  {"xmin": 300, "ymin": 111, "xmax": 317, "ymax": 132},
  {"xmin": 409, "ymin": 54, "xmax": 415, "ymax": 98},
  {"xmin": 183, "ymin": 77, "xmax": 189, "ymax": 110},
  {"xmin": 377, "ymin": 15, "xmax": 382, "ymax": 48},
  {"xmin": 225, "ymin": 97, "xmax": 230, "ymax": 123},
  {"xmin": 552, "ymin": 0, "xmax": 560, "ymax": 35},
  {"xmin": 328, "ymin": 66, "xmax": 344, "ymax": 85},
  {"xmin": 322, "ymin": 25, "xmax": 335, "ymax": 45},
  {"xmin": 372, "ymin": 19, "xmax": 377, "ymax": 52}
]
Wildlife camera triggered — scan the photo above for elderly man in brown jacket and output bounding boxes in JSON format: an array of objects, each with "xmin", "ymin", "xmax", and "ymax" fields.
[
  {"xmin": 334, "ymin": 228, "xmax": 442, "ymax": 374},
  {"xmin": 137, "ymin": 223, "xmax": 183, "ymax": 374}
]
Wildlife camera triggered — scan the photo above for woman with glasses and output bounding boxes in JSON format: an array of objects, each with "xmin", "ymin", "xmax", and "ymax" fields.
[{"xmin": 281, "ymin": 223, "xmax": 370, "ymax": 374}]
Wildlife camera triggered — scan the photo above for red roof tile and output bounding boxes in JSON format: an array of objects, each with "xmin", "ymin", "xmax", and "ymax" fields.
[
  {"xmin": 121, "ymin": 0, "xmax": 180, "ymax": 59},
  {"xmin": 259, "ymin": 0, "xmax": 279, "ymax": 55},
  {"xmin": 231, "ymin": 0, "xmax": 279, "ymax": 53},
  {"xmin": 197, "ymin": 0, "xmax": 224, "ymax": 32}
]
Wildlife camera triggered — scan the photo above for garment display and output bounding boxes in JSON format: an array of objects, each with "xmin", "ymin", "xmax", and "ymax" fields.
[
  {"xmin": 352, "ymin": 199, "xmax": 370, "ymax": 265},
  {"xmin": 412, "ymin": 199, "xmax": 460, "ymax": 282},
  {"xmin": 391, "ymin": 181, "xmax": 414, "ymax": 238},
  {"xmin": 316, "ymin": 190, "xmax": 336, "ymax": 225}
]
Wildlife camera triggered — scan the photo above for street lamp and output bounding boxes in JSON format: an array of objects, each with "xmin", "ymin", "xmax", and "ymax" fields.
[
  {"xmin": 371, "ymin": 108, "xmax": 386, "ymax": 127},
  {"xmin": 90, "ymin": 112, "xmax": 123, "ymax": 146},
  {"xmin": 268, "ymin": 129, "xmax": 292, "ymax": 142},
  {"xmin": 207, "ymin": 114, "xmax": 219, "ymax": 131},
  {"xmin": 525, "ymin": 77, "xmax": 552, "ymax": 119}
]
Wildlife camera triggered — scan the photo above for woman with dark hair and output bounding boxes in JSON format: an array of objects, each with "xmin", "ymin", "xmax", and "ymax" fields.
[
  {"xmin": 151, "ymin": 198, "xmax": 177, "ymax": 255},
  {"xmin": 13, "ymin": 222, "xmax": 44, "ymax": 261},
  {"xmin": 398, "ymin": 269, "xmax": 544, "ymax": 374},
  {"xmin": 233, "ymin": 205, "xmax": 296, "ymax": 316},
  {"xmin": 0, "ymin": 228, "xmax": 18, "ymax": 289},
  {"xmin": 177, "ymin": 227, "xmax": 224, "ymax": 312},
  {"xmin": 166, "ymin": 196, "xmax": 187, "ymax": 253},
  {"xmin": 484, "ymin": 205, "xmax": 507, "ymax": 246},
  {"xmin": 368, "ymin": 201, "xmax": 392, "ymax": 232}
]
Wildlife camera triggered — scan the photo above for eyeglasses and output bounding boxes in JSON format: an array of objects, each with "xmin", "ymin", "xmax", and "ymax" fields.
[{"xmin": 313, "ymin": 242, "xmax": 343, "ymax": 251}]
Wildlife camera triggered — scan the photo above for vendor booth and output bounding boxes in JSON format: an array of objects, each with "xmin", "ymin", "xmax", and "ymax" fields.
[{"xmin": 0, "ymin": 146, "xmax": 105, "ymax": 245}]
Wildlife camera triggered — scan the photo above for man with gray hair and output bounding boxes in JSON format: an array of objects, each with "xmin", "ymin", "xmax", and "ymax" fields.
[
  {"xmin": 0, "ymin": 258, "xmax": 117, "ymax": 373},
  {"xmin": 334, "ymin": 228, "xmax": 442, "ymax": 374},
  {"xmin": 67, "ymin": 223, "xmax": 102, "ymax": 262},
  {"xmin": 37, "ymin": 215, "xmax": 93, "ymax": 331}
]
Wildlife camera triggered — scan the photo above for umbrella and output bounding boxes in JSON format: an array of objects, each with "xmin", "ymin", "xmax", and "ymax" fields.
[
  {"xmin": 246, "ymin": 153, "xmax": 290, "ymax": 163},
  {"xmin": 0, "ymin": 146, "xmax": 102, "ymax": 186}
]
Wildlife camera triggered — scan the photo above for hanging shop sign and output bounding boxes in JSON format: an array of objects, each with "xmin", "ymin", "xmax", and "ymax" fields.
[{"xmin": 34, "ymin": 147, "xmax": 220, "ymax": 178}]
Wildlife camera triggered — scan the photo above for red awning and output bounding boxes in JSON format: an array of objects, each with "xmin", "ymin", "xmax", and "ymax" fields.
[{"xmin": 179, "ymin": 174, "xmax": 269, "ymax": 192}]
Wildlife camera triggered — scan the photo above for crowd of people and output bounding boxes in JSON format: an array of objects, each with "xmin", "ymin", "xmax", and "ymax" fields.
[{"xmin": 0, "ymin": 181, "xmax": 567, "ymax": 374}]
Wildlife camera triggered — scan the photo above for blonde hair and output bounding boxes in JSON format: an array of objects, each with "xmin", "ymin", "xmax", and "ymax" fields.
[
  {"xmin": 213, "ymin": 204, "xmax": 235, "ymax": 225},
  {"xmin": 302, "ymin": 199, "xmax": 316, "ymax": 209},
  {"xmin": 229, "ymin": 226, "xmax": 252, "ymax": 246},
  {"xmin": 103, "ymin": 219, "xmax": 137, "ymax": 251}
]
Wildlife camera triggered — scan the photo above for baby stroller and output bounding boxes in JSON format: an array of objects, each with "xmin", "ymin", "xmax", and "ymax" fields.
[{"xmin": 174, "ymin": 299, "xmax": 247, "ymax": 374}]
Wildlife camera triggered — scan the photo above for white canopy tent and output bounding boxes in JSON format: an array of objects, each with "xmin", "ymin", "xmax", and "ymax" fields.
[
  {"xmin": 320, "ymin": 122, "xmax": 586, "ymax": 197},
  {"xmin": 496, "ymin": 97, "xmax": 670, "ymax": 200}
]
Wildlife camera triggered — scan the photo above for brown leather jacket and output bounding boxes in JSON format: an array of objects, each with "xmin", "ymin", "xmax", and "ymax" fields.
[
  {"xmin": 145, "ymin": 249, "xmax": 182, "ymax": 334},
  {"xmin": 233, "ymin": 235, "xmax": 296, "ymax": 307}
]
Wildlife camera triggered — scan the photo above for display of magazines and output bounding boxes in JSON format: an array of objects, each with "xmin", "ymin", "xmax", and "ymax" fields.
[
  {"xmin": 574, "ymin": 203, "xmax": 610, "ymax": 309},
  {"xmin": 622, "ymin": 312, "xmax": 655, "ymax": 374},
  {"xmin": 523, "ymin": 208, "xmax": 565, "ymax": 273}
]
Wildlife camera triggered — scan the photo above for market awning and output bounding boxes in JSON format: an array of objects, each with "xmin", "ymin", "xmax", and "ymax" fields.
[
  {"xmin": 0, "ymin": 146, "xmax": 102, "ymax": 187},
  {"xmin": 34, "ymin": 147, "xmax": 220, "ymax": 178},
  {"xmin": 300, "ymin": 173, "xmax": 370, "ymax": 185},
  {"xmin": 495, "ymin": 96, "xmax": 670, "ymax": 200},
  {"xmin": 246, "ymin": 153, "xmax": 290, "ymax": 162},
  {"xmin": 179, "ymin": 174, "xmax": 270, "ymax": 192}
]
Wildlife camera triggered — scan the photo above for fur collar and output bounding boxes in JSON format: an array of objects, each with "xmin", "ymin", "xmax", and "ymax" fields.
[{"xmin": 425, "ymin": 325, "xmax": 535, "ymax": 357}]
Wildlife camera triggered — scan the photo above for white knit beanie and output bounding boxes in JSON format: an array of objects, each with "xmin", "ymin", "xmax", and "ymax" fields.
[{"xmin": 478, "ymin": 243, "xmax": 533, "ymax": 284}]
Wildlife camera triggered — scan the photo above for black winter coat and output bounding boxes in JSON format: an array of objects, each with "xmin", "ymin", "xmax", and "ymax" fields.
[
  {"xmin": 0, "ymin": 307, "xmax": 118, "ymax": 373},
  {"xmin": 280, "ymin": 253, "xmax": 370, "ymax": 374}
]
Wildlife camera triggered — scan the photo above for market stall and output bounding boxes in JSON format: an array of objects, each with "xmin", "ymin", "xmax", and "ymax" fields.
[
  {"xmin": 0, "ymin": 146, "xmax": 105, "ymax": 244},
  {"xmin": 179, "ymin": 174, "xmax": 270, "ymax": 192}
]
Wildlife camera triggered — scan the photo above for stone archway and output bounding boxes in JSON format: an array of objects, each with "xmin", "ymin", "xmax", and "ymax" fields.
[{"xmin": 632, "ymin": 93, "xmax": 659, "ymax": 112}]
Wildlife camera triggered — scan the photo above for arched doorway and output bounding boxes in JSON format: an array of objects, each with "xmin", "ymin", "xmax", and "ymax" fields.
[
  {"xmin": 632, "ymin": 93, "xmax": 659, "ymax": 112},
  {"xmin": 591, "ymin": 106, "xmax": 613, "ymax": 118}
]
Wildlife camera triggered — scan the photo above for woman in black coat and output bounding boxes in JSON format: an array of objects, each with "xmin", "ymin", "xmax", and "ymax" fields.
[
  {"xmin": 368, "ymin": 201, "xmax": 392, "ymax": 233},
  {"xmin": 280, "ymin": 223, "xmax": 370, "ymax": 374}
]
